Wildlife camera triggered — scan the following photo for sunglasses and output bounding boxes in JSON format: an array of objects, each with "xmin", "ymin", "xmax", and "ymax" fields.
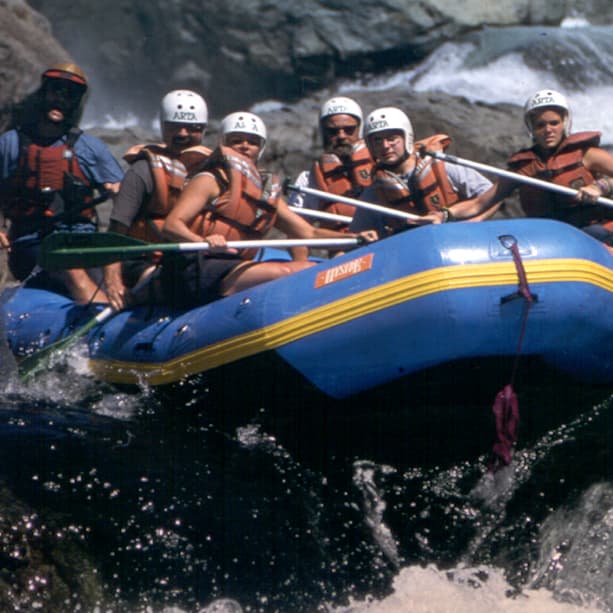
[
  {"xmin": 45, "ymin": 80, "xmax": 86, "ymax": 99},
  {"xmin": 165, "ymin": 122, "xmax": 206, "ymax": 132},
  {"xmin": 324, "ymin": 125, "xmax": 358, "ymax": 136}
]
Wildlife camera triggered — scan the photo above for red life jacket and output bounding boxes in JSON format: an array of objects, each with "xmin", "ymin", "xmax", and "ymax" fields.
[
  {"xmin": 123, "ymin": 143, "xmax": 211, "ymax": 242},
  {"xmin": 508, "ymin": 131, "xmax": 613, "ymax": 229},
  {"xmin": 190, "ymin": 146, "xmax": 280, "ymax": 259},
  {"xmin": 3, "ymin": 128, "xmax": 94, "ymax": 233},
  {"xmin": 372, "ymin": 134, "xmax": 459, "ymax": 234},
  {"xmin": 311, "ymin": 140, "xmax": 374, "ymax": 228}
]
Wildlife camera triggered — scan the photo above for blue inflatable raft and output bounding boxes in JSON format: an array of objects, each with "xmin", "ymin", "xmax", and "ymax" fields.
[{"xmin": 3, "ymin": 219, "xmax": 612, "ymax": 398}]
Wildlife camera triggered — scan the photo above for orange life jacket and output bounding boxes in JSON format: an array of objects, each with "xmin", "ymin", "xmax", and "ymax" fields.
[
  {"xmin": 311, "ymin": 141, "xmax": 374, "ymax": 227},
  {"xmin": 508, "ymin": 131, "xmax": 613, "ymax": 228},
  {"xmin": 372, "ymin": 134, "xmax": 459, "ymax": 233},
  {"xmin": 122, "ymin": 143, "xmax": 211, "ymax": 242},
  {"xmin": 189, "ymin": 146, "xmax": 280, "ymax": 259},
  {"xmin": 3, "ymin": 128, "xmax": 94, "ymax": 232}
]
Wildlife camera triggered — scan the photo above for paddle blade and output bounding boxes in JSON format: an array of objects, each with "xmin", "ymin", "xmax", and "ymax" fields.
[
  {"xmin": 39, "ymin": 232, "xmax": 150, "ymax": 270},
  {"xmin": 18, "ymin": 306, "xmax": 114, "ymax": 381}
]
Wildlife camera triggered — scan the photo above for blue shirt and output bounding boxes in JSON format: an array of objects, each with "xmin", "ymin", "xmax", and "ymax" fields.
[{"xmin": 0, "ymin": 128, "xmax": 124, "ymax": 186}]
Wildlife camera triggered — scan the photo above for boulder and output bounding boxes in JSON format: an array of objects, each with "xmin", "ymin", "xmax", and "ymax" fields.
[{"xmin": 0, "ymin": 0, "xmax": 72, "ymax": 130}]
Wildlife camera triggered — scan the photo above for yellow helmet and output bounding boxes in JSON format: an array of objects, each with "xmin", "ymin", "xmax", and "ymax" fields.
[{"xmin": 42, "ymin": 63, "xmax": 88, "ymax": 89}]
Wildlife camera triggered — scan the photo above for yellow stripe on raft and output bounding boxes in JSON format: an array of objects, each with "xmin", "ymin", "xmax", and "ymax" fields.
[{"xmin": 89, "ymin": 258, "xmax": 613, "ymax": 385}]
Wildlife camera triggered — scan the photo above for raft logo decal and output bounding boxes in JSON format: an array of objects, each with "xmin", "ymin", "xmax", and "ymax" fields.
[{"xmin": 315, "ymin": 254, "xmax": 374, "ymax": 288}]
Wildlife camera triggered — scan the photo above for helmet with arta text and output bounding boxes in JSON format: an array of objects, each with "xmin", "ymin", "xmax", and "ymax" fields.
[
  {"xmin": 523, "ymin": 89, "xmax": 572, "ymax": 136},
  {"xmin": 161, "ymin": 90, "xmax": 208, "ymax": 125},
  {"xmin": 319, "ymin": 96, "xmax": 364, "ymax": 140},
  {"xmin": 364, "ymin": 106, "xmax": 414, "ymax": 154}
]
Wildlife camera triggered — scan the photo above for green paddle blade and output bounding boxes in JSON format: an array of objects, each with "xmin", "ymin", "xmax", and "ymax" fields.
[
  {"xmin": 18, "ymin": 306, "xmax": 114, "ymax": 382},
  {"xmin": 39, "ymin": 232, "xmax": 154, "ymax": 270}
]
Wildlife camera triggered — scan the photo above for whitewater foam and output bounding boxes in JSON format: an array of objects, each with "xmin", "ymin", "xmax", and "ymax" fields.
[
  {"xmin": 339, "ymin": 28, "xmax": 613, "ymax": 143},
  {"xmin": 330, "ymin": 564, "xmax": 606, "ymax": 612}
]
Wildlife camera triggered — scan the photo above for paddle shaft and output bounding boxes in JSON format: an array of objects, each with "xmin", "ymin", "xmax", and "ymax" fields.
[
  {"xmin": 18, "ymin": 268, "xmax": 157, "ymax": 380},
  {"xmin": 423, "ymin": 149, "xmax": 613, "ymax": 210},
  {"xmin": 286, "ymin": 183, "xmax": 423, "ymax": 221},
  {"xmin": 288, "ymin": 205, "xmax": 352, "ymax": 224},
  {"xmin": 53, "ymin": 237, "xmax": 361, "ymax": 256},
  {"xmin": 41, "ymin": 233, "xmax": 363, "ymax": 270}
]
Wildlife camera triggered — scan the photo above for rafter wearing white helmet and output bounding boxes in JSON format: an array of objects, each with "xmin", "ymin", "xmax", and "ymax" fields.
[
  {"xmin": 220, "ymin": 111, "xmax": 268, "ymax": 158},
  {"xmin": 523, "ymin": 89, "xmax": 572, "ymax": 137},
  {"xmin": 161, "ymin": 90, "xmax": 208, "ymax": 126},
  {"xmin": 319, "ymin": 96, "xmax": 364, "ymax": 140},
  {"xmin": 364, "ymin": 107, "xmax": 414, "ymax": 156}
]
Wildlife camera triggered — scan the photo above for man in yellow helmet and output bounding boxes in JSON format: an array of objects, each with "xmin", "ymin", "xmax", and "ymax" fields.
[{"xmin": 0, "ymin": 62, "xmax": 124, "ymax": 303}]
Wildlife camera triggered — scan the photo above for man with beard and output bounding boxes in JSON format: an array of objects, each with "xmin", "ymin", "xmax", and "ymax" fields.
[
  {"xmin": 0, "ymin": 63, "xmax": 124, "ymax": 303},
  {"xmin": 289, "ymin": 96, "xmax": 374, "ymax": 231},
  {"xmin": 350, "ymin": 106, "xmax": 493, "ymax": 236},
  {"xmin": 103, "ymin": 89, "xmax": 211, "ymax": 310}
]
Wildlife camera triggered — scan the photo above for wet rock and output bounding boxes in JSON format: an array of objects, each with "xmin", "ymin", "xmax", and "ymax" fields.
[
  {"xmin": 26, "ymin": 0, "xmax": 570, "ymax": 122},
  {"xmin": 0, "ymin": 483, "xmax": 106, "ymax": 611},
  {"xmin": 530, "ymin": 482, "xmax": 613, "ymax": 611}
]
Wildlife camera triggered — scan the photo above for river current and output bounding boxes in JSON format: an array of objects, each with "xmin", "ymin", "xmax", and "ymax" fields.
[{"xmin": 1, "ymin": 16, "xmax": 612, "ymax": 613}]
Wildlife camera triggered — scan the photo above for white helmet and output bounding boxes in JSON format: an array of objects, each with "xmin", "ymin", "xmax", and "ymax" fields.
[
  {"xmin": 160, "ymin": 90, "xmax": 208, "ymax": 125},
  {"xmin": 523, "ymin": 89, "xmax": 572, "ymax": 136},
  {"xmin": 319, "ymin": 96, "xmax": 364, "ymax": 139},
  {"xmin": 364, "ymin": 107, "xmax": 414, "ymax": 155},
  {"xmin": 220, "ymin": 111, "xmax": 267, "ymax": 157}
]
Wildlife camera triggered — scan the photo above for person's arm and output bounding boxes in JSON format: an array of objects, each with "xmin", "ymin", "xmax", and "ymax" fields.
[
  {"xmin": 447, "ymin": 178, "xmax": 517, "ymax": 222},
  {"xmin": 103, "ymin": 220, "xmax": 130, "ymax": 310},
  {"xmin": 103, "ymin": 181, "xmax": 121, "ymax": 195},
  {"xmin": 163, "ymin": 173, "xmax": 220, "ymax": 243},
  {"xmin": 287, "ymin": 171, "xmax": 313, "ymax": 260},
  {"xmin": 0, "ymin": 209, "xmax": 9, "ymax": 252},
  {"xmin": 416, "ymin": 179, "xmax": 516, "ymax": 225},
  {"xmin": 78, "ymin": 133, "xmax": 124, "ymax": 195},
  {"xmin": 576, "ymin": 147, "xmax": 613, "ymax": 203},
  {"xmin": 275, "ymin": 196, "xmax": 377, "ymax": 243},
  {"xmin": 444, "ymin": 162, "xmax": 501, "ymax": 221},
  {"xmin": 103, "ymin": 163, "xmax": 154, "ymax": 310},
  {"xmin": 108, "ymin": 163, "xmax": 152, "ymax": 228}
]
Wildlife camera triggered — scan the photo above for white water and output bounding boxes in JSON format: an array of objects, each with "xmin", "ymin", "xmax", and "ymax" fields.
[
  {"xmin": 340, "ymin": 33, "xmax": 613, "ymax": 142},
  {"xmin": 332, "ymin": 565, "xmax": 605, "ymax": 613}
]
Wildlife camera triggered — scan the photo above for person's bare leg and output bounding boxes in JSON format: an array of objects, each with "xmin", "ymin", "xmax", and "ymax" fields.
[
  {"xmin": 55, "ymin": 269, "xmax": 109, "ymax": 304},
  {"xmin": 220, "ymin": 260, "xmax": 316, "ymax": 296}
]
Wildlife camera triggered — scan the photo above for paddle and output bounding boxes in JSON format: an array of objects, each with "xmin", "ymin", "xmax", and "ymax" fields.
[
  {"xmin": 288, "ymin": 205, "xmax": 352, "ymax": 225},
  {"xmin": 285, "ymin": 183, "xmax": 423, "ymax": 221},
  {"xmin": 19, "ymin": 305, "xmax": 114, "ymax": 382},
  {"xmin": 39, "ymin": 232, "xmax": 363, "ymax": 271},
  {"xmin": 421, "ymin": 148, "xmax": 613, "ymax": 210},
  {"xmin": 18, "ymin": 267, "xmax": 158, "ymax": 381}
]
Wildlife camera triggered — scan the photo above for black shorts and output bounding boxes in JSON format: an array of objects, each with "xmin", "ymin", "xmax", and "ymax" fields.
[{"xmin": 161, "ymin": 253, "xmax": 242, "ymax": 308}]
